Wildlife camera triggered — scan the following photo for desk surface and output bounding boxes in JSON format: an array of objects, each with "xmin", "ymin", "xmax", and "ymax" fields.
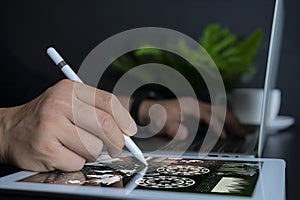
[{"xmin": 0, "ymin": 127, "xmax": 298, "ymax": 200}]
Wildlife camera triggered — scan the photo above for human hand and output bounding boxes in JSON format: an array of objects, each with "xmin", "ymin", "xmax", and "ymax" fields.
[
  {"xmin": 138, "ymin": 97, "xmax": 244, "ymax": 140},
  {"xmin": 0, "ymin": 79, "xmax": 137, "ymax": 172}
]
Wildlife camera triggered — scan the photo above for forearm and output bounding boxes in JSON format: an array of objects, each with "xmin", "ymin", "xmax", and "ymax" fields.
[
  {"xmin": 0, "ymin": 106, "xmax": 22, "ymax": 164},
  {"xmin": 0, "ymin": 107, "xmax": 11, "ymax": 163}
]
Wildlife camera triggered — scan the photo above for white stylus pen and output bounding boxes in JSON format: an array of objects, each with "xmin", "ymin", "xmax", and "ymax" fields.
[{"xmin": 46, "ymin": 47, "xmax": 148, "ymax": 166}]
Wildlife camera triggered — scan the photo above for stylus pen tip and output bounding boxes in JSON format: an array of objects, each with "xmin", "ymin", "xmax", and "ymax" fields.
[{"xmin": 136, "ymin": 153, "xmax": 148, "ymax": 166}]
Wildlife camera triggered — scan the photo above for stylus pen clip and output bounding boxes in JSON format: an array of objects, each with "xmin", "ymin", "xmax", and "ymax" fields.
[{"xmin": 46, "ymin": 47, "xmax": 148, "ymax": 166}]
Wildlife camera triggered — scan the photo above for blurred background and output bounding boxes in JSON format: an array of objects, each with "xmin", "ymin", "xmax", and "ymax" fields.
[{"xmin": 0, "ymin": 0, "xmax": 298, "ymax": 126}]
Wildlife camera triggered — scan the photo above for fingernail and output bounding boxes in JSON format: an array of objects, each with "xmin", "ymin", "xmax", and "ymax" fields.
[
  {"xmin": 127, "ymin": 122, "xmax": 137, "ymax": 136},
  {"xmin": 110, "ymin": 148, "xmax": 122, "ymax": 158}
]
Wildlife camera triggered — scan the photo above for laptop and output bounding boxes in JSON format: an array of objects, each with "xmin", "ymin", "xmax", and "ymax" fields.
[
  {"xmin": 0, "ymin": 0, "xmax": 285, "ymax": 199},
  {"xmin": 133, "ymin": 0, "xmax": 285, "ymax": 159},
  {"xmin": 197, "ymin": 0, "xmax": 284, "ymax": 158}
]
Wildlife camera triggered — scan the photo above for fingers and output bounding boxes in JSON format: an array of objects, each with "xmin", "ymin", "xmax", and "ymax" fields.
[
  {"xmin": 53, "ymin": 144, "xmax": 86, "ymax": 172},
  {"xmin": 140, "ymin": 96, "xmax": 242, "ymax": 141},
  {"xmin": 179, "ymin": 98, "xmax": 228, "ymax": 139},
  {"xmin": 199, "ymin": 105, "xmax": 227, "ymax": 139},
  {"xmin": 165, "ymin": 121, "xmax": 188, "ymax": 140},
  {"xmin": 49, "ymin": 80, "xmax": 130, "ymax": 158},
  {"xmin": 198, "ymin": 101, "xmax": 246, "ymax": 139},
  {"xmin": 72, "ymin": 82, "xmax": 137, "ymax": 136},
  {"xmin": 58, "ymin": 122, "xmax": 104, "ymax": 162},
  {"xmin": 65, "ymin": 97, "xmax": 125, "ymax": 157}
]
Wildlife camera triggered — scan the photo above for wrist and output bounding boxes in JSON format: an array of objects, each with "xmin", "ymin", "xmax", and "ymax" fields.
[{"xmin": 130, "ymin": 90, "xmax": 156, "ymax": 125}]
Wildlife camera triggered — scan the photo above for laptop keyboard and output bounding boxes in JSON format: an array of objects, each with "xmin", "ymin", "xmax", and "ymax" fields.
[
  {"xmin": 185, "ymin": 121, "xmax": 255, "ymax": 154},
  {"xmin": 215, "ymin": 137, "xmax": 245, "ymax": 153},
  {"xmin": 188, "ymin": 137, "xmax": 246, "ymax": 153}
]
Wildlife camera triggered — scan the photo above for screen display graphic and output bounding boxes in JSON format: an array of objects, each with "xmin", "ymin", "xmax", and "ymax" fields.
[{"xmin": 20, "ymin": 156, "xmax": 262, "ymax": 196}]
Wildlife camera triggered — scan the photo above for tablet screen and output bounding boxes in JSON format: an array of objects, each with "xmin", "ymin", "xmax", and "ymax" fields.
[{"xmin": 19, "ymin": 156, "xmax": 262, "ymax": 197}]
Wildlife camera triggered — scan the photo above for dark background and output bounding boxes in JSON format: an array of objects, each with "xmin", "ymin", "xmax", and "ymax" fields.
[
  {"xmin": 0, "ymin": 0, "xmax": 298, "ymax": 124},
  {"xmin": 0, "ymin": 0, "xmax": 300, "ymax": 123},
  {"xmin": 1, "ymin": 0, "xmax": 297, "ymax": 122},
  {"xmin": 0, "ymin": 0, "xmax": 277, "ymax": 104}
]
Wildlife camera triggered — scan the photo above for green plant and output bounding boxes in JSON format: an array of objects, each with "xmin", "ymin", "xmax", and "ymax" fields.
[
  {"xmin": 199, "ymin": 24, "xmax": 263, "ymax": 90},
  {"xmin": 111, "ymin": 23, "xmax": 263, "ymax": 92}
]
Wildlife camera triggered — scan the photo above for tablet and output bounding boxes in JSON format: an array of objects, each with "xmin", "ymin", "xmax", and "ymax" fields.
[{"xmin": 0, "ymin": 154, "xmax": 285, "ymax": 200}]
